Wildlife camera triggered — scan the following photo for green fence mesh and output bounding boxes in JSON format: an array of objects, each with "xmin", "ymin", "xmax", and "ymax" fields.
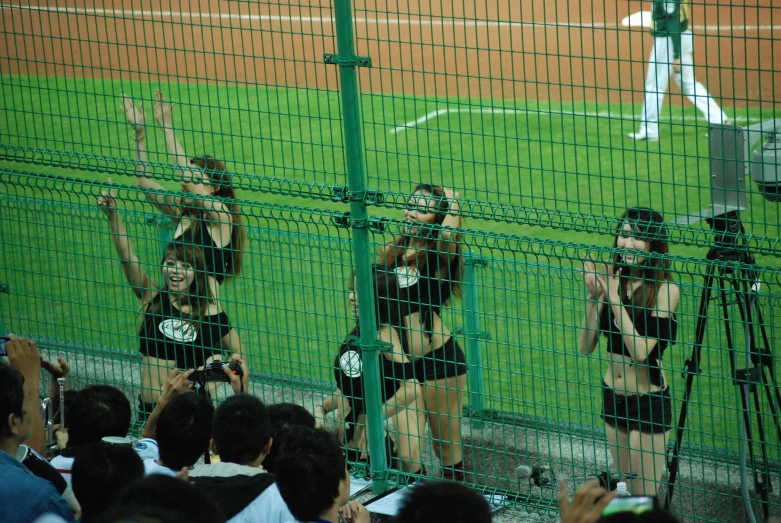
[{"xmin": 1, "ymin": 0, "xmax": 780, "ymax": 521}]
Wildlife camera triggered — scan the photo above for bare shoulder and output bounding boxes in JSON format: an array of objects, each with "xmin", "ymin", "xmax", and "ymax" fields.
[
  {"xmin": 207, "ymin": 303, "xmax": 222, "ymax": 316},
  {"xmin": 654, "ymin": 282, "xmax": 680, "ymax": 317}
]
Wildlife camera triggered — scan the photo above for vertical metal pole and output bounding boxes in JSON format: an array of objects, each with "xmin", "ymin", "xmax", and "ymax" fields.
[
  {"xmin": 331, "ymin": 0, "xmax": 388, "ymax": 493},
  {"xmin": 463, "ymin": 250, "xmax": 485, "ymax": 428}
]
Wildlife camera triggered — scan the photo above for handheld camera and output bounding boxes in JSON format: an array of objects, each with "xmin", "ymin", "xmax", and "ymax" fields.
[
  {"xmin": 0, "ymin": 336, "xmax": 10, "ymax": 357},
  {"xmin": 603, "ymin": 496, "xmax": 658, "ymax": 516},
  {"xmin": 189, "ymin": 360, "xmax": 243, "ymax": 385}
]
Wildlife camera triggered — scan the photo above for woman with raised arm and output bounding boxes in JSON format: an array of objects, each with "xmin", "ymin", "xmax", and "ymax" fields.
[
  {"xmin": 98, "ymin": 181, "xmax": 243, "ymax": 419},
  {"xmin": 578, "ymin": 208, "xmax": 680, "ymax": 496},
  {"xmin": 120, "ymin": 91, "xmax": 245, "ymax": 297},
  {"xmin": 318, "ymin": 267, "xmax": 425, "ymax": 477},
  {"xmin": 378, "ymin": 184, "xmax": 467, "ymax": 481}
]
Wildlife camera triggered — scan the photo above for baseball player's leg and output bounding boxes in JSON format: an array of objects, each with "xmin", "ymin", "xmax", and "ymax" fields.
[
  {"xmin": 673, "ymin": 31, "xmax": 728, "ymax": 125},
  {"xmin": 630, "ymin": 36, "xmax": 672, "ymax": 140}
]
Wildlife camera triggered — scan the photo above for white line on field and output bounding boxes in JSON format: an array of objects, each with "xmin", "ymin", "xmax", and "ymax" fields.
[
  {"xmin": 2, "ymin": 4, "xmax": 779, "ymax": 32},
  {"xmin": 389, "ymin": 108, "xmax": 760, "ymax": 134}
]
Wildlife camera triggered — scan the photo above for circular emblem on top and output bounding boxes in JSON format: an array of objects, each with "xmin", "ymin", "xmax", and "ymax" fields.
[
  {"xmin": 159, "ymin": 318, "xmax": 198, "ymax": 343},
  {"xmin": 339, "ymin": 350, "xmax": 363, "ymax": 378},
  {"xmin": 394, "ymin": 267, "xmax": 420, "ymax": 289}
]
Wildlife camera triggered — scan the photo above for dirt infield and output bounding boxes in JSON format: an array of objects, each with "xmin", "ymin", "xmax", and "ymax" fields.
[{"xmin": 0, "ymin": 0, "xmax": 777, "ymax": 107}]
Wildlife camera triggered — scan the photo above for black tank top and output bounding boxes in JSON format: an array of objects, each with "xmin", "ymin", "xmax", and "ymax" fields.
[
  {"xmin": 176, "ymin": 220, "xmax": 235, "ymax": 284},
  {"xmin": 334, "ymin": 329, "xmax": 416, "ymax": 416},
  {"xmin": 599, "ymin": 303, "xmax": 677, "ymax": 387},
  {"xmin": 391, "ymin": 249, "xmax": 458, "ymax": 332},
  {"xmin": 139, "ymin": 292, "xmax": 232, "ymax": 369}
]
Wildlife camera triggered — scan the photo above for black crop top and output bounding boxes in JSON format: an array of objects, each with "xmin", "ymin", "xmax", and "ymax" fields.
[
  {"xmin": 391, "ymin": 249, "xmax": 458, "ymax": 330},
  {"xmin": 176, "ymin": 221, "xmax": 235, "ymax": 284},
  {"xmin": 599, "ymin": 303, "xmax": 677, "ymax": 387},
  {"xmin": 334, "ymin": 333, "xmax": 416, "ymax": 416},
  {"xmin": 139, "ymin": 292, "xmax": 232, "ymax": 369}
]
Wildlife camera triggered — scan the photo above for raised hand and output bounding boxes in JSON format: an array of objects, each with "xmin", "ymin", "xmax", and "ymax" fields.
[
  {"xmin": 223, "ymin": 354, "xmax": 250, "ymax": 394},
  {"xmin": 594, "ymin": 263, "xmax": 621, "ymax": 304},
  {"xmin": 153, "ymin": 89, "xmax": 175, "ymax": 128},
  {"xmin": 160, "ymin": 368, "xmax": 195, "ymax": 403},
  {"xmin": 98, "ymin": 177, "xmax": 118, "ymax": 216},
  {"xmin": 582, "ymin": 255, "xmax": 599, "ymax": 299},
  {"xmin": 40, "ymin": 356, "xmax": 70, "ymax": 379},
  {"xmin": 558, "ymin": 479, "xmax": 617, "ymax": 523},
  {"xmin": 120, "ymin": 95, "xmax": 146, "ymax": 132}
]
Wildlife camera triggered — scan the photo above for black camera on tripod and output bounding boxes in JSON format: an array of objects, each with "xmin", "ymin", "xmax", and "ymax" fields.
[{"xmin": 189, "ymin": 360, "xmax": 243, "ymax": 386}]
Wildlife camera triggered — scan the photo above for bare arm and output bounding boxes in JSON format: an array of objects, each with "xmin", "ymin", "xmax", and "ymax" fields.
[
  {"xmin": 578, "ymin": 258, "xmax": 604, "ymax": 355},
  {"xmin": 153, "ymin": 90, "xmax": 189, "ymax": 169},
  {"xmin": 120, "ymin": 95, "xmax": 181, "ymax": 217},
  {"xmin": 142, "ymin": 369, "xmax": 194, "ymax": 439},
  {"xmin": 436, "ymin": 187, "xmax": 462, "ymax": 259},
  {"xmin": 221, "ymin": 328, "xmax": 243, "ymax": 357},
  {"xmin": 378, "ymin": 326, "xmax": 422, "ymax": 419},
  {"xmin": 99, "ymin": 181, "xmax": 157, "ymax": 304}
]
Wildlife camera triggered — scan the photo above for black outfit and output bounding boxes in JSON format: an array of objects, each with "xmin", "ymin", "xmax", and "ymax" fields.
[
  {"xmin": 175, "ymin": 221, "xmax": 235, "ymax": 284},
  {"xmin": 598, "ymin": 301, "xmax": 677, "ymax": 434},
  {"xmin": 334, "ymin": 332, "xmax": 416, "ymax": 418},
  {"xmin": 391, "ymin": 249, "xmax": 467, "ymax": 381},
  {"xmin": 139, "ymin": 291, "xmax": 231, "ymax": 369}
]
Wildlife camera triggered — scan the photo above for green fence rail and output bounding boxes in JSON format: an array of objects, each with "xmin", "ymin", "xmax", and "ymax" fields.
[{"xmin": 1, "ymin": 0, "xmax": 780, "ymax": 521}]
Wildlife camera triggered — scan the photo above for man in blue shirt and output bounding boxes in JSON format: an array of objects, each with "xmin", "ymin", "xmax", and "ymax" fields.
[{"xmin": 0, "ymin": 337, "xmax": 75, "ymax": 523}]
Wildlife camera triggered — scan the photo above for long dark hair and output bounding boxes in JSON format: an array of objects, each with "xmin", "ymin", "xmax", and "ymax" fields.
[
  {"xmin": 182, "ymin": 155, "xmax": 246, "ymax": 279},
  {"xmin": 338, "ymin": 265, "xmax": 410, "ymax": 359},
  {"xmin": 139, "ymin": 242, "xmax": 214, "ymax": 335},
  {"xmin": 378, "ymin": 183, "xmax": 463, "ymax": 301},
  {"xmin": 612, "ymin": 207, "xmax": 673, "ymax": 317}
]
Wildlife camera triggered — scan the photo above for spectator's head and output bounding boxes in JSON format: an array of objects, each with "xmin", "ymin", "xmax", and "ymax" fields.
[
  {"xmin": 156, "ymin": 392, "xmax": 215, "ymax": 470},
  {"xmin": 275, "ymin": 426, "xmax": 350, "ymax": 522},
  {"xmin": 395, "ymin": 481, "xmax": 492, "ymax": 523},
  {"xmin": 211, "ymin": 394, "xmax": 271, "ymax": 466},
  {"xmin": 72, "ymin": 441, "xmax": 145, "ymax": 523},
  {"xmin": 63, "ymin": 385, "xmax": 132, "ymax": 456},
  {"xmin": 0, "ymin": 364, "xmax": 34, "ymax": 445},
  {"xmin": 263, "ymin": 403, "xmax": 316, "ymax": 474},
  {"xmin": 102, "ymin": 475, "xmax": 224, "ymax": 523}
]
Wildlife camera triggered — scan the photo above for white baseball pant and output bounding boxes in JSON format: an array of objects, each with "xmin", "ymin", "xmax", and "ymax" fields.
[{"xmin": 638, "ymin": 30, "xmax": 727, "ymax": 135}]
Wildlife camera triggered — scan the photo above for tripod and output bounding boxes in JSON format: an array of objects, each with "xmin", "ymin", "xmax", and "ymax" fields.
[{"xmin": 665, "ymin": 212, "xmax": 781, "ymax": 520}]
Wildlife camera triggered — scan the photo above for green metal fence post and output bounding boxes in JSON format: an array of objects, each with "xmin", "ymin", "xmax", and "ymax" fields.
[
  {"xmin": 329, "ymin": 0, "xmax": 388, "ymax": 494},
  {"xmin": 463, "ymin": 250, "xmax": 487, "ymax": 428}
]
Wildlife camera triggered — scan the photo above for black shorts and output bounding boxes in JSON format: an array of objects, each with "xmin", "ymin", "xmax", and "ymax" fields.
[
  {"xmin": 413, "ymin": 337, "xmax": 468, "ymax": 383},
  {"xmin": 601, "ymin": 382, "xmax": 673, "ymax": 434}
]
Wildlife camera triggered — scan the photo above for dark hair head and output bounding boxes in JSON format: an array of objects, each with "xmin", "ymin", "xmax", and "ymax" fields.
[
  {"xmin": 379, "ymin": 183, "xmax": 463, "ymax": 300},
  {"xmin": 187, "ymin": 155, "xmax": 246, "ymax": 279},
  {"xmin": 0, "ymin": 364, "xmax": 26, "ymax": 438},
  {"xmin": 108, "ymin": 475, "xmax": 224, "ymax": 523},
  {"xmin": 140, "ymin": 242, "xmax": 214, "ymax": 338},
  {"xmin": 212, "ymin": 394, "xmax": 270, "ymax": 465},
  {"xmin": 263, "ymin": 403, "xmax": 316, "ymax": 474},
  {"xmin": 156, "ymin": 392, "xmax": 215, "ymax": 470},
  {"xmin": 613, "ymin": 207, "xmax": 673, "ymax": 313},
  {"xmin": 395, "ymin": 481, "xmax": 492, "ymax": 523},
  {"xmin": 64, "ymin": 385, "xmax": 132, "ymax": 455},
  {"xmin": 275, "ymin": 426, "xmax": 347, "ymax": 522},
  {"xmin": 94, "ymin": 506, "xmax": 196, "ymax": 523},
  {"xmin": 72, "ymin": 441, "xmax": 145, "ymax": 523}
]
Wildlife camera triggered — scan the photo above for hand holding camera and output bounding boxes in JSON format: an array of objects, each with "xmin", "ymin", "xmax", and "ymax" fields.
[{"xmin": 188, "ymin": 356, "xmax": 248, "ymax": 394}]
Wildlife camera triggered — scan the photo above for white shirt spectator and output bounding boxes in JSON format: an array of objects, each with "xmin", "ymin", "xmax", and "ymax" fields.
[
  {"xmin": 134, "ymin": 438, "xmax": 178, "ymax": 477},
  {"xmin": 188, "ymin": 462, "xmax": 295, "ymax": 523},
  {"xmin": 48, "ymin": 455, "xmax": 74, "ymax": 489}
]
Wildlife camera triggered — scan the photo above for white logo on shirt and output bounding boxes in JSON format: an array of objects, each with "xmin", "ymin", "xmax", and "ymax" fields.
[
  {"xmin": 394, "ymin": 267, "xmax": 420, "ymax": 288},
  {"xmin": 339, "ymin": 350, "xmax": 363, "ymax": 378},
  {"xmin": 159, "ymin": 319, "xmax": 198, "ymax": 343}
]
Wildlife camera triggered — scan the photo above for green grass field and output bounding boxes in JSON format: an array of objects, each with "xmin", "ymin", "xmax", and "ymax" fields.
[{"xmin": 2, "ymin": 73, "xmax": 780, "ymax": 460}]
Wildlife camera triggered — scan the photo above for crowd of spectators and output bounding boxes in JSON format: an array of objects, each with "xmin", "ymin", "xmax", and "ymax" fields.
[{"xmin": 0, "ymin": 335, "xmax": 690, "ymax": 523}]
